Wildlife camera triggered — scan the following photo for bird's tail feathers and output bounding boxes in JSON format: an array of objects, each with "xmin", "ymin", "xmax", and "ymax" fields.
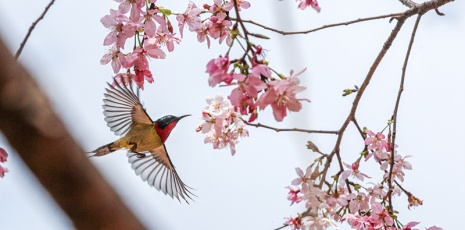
[{"xmin": 87, "ymin": 142, "xmax": 117, "ymax": 158}]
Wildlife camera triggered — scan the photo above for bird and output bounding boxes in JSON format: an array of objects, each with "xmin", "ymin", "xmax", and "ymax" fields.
[{"xmin": 88, "ymin": 80, "xmax": 195, "ymax": 203}]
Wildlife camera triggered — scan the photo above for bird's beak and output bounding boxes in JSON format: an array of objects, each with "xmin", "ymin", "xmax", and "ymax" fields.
[{"xmin": 176, "ymin": 114, "xmax": 191, "ymax": 121}]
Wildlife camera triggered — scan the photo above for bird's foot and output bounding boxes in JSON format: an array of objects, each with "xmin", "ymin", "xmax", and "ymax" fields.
[{"xmin": 135, "ymin": 153, "xmax": 146, "ymax": 158}]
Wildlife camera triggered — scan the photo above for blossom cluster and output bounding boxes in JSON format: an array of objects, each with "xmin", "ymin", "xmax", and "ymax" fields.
[
  {"xmin": 196, "ymin": 95, "xmax": 249, "ymax": 155},
  {"xmin": 100, "ymin": 0, "xmax": 179, "ymax": 89},
  {"xmin": 206, "ymin": 55, "xmax": 310, "ymax": 122},
  {"xmin": 0, "ymin": 147, "xmax": 8, "ymax": 178},
  {"xmin": 176, "ymin": 0, "xmax": 249, "ymax": 48},
  {"xmin": 283, "ymin": 129, "xmax": 439, "ymax": 230}
]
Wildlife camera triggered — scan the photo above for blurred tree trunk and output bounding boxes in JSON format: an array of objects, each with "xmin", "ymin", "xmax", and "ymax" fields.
[{"xmin": 0, "ymin": 38, "xmax": 145, "ymax": 230}]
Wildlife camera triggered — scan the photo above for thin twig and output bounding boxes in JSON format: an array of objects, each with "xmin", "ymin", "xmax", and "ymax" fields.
[
  {"xmin": 351, "ymin": 117, "xmax": 365, "ymax": 139},
  {"xmin": 274, "ymin": 224, "xmax": 288, "ymax": 230},
  {"xmin": 231, "ymin": 12, "xmax": 404, "ymax": 36},
  {"xmin": 387, "ymin": 13, "xmax": 423, "ymax": 213},
  {"xmin": 15, "ymin": 0, "xmax": 56, "ymax": 59},
  {"xmin": 243, "ymin": 120, "xmax": 338, "ymax": 134}
]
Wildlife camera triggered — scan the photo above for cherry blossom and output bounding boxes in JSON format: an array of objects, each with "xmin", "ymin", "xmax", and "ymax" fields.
[
  {"xmin": 196, "ymin": 24, "xmax": 211, "ymax": 48},
  {"xmin": 339, "ymin": 162, "xmax": 371, "ymax": 187},
  {"xmin": 209, "ymin": 0, "xmax": 234, "ymax": 14},
  {"xmin": 0, "ymin": 147, "xmax": 8, "ymax": 178},
  {"xmin": 113, "ymin": 0, "xmax": 145, "ymax": 22},
  {"xmin": 100, "ymin": 46, "xmax": 126, "ymax": 73},
  {"xmin": 229, "ymin": 74, "xmax": 267, "ymax": 117},
  {"xmin": 296, "ymin": 0, "xmax": 321, "ymax": 13},
  {"xmin": 426, "ymin": 226, "xmax": 443, "ymax": 230},
  {"xmin": 225, "ymin": 0, "xmax": 251, "ymax": 11},
  {"xmin": 301, "ymin": 216, "xmax": 337, "ymax": 230},
  {"xmin": 142, "ymin": 9, "xmax": 166, "ymax": 37},
  {"xmin": 101, "ymin": 9, "xmax": 135, "ymax": 49},
  {"xmin": 207, "ymin": 12, "xmax": 233, "ymax": 45},
  {"xmin": 256, "ymin": 69, "xmax": 310, "ymax": 122},
  {"xmin": 206, "ymin": 55, "xmax": 231, "ymax": 86},
  {"xmin": 284, "ymin": 216, "xmax": 303, "ymax": 230},
  {"xmin": 348, "ymin": 192, "xmax": 370, "ymax": 214},
  {"xmin": 287, "ymin": 186, "xmax": 303, "ymax": 205},
  {"xmin": 370, "ymin": 202, "xmax": 394, "ymax": 227},
  {"xmin": 291, "ymin": 167, "xmax": 311, "ymax": 186},
  {"xmin": 365, "ymin": 130, "xmax": 389, "ymax": 152},
  {"xmin": 250, "ymin": 64, "xmax": 272, "ymax": 79},
  {"xmin": 402, "ymin": 221, "xmax": 420, "ymax": 230},
  {"xmin": 177, "ymin": 2, "xmax": 202, "ymax": 37},
  {"xmin": 198, "ymin": 95, "xmax": 248, "ymax": 155}
]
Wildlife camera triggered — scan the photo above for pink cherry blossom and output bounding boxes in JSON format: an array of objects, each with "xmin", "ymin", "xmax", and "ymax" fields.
[
  {"xmin": 286, "ymin": 186, "xmax": 303, "ymax": 205},
  {"xmin": 339, "ymin": 162, "xmax": 371, "ymax": 187},
  {"xmin": 250, "ymin": 64, "xmax": 272, "ymax": 79},
  {"xmin": 284, "ymin": 216, "xmax": 303, "ymax": 230},
  {"xmin": 291, "ymin": 167, "xmax": 310, "ymax": 186},
  {"xmin": 296, "ymin": 0, "xmax": 321, "ymax": 13},
  {"xmin": 0, "ymin": 165, "xmax": 8, "ymax": 178},
  {"xmin": 367, "ymin": 183, "xmax": 387, "ymax": 203},
  {"xmin": 256, "ymin": 69, "xmax": 310, "ymax": 122},
  {"xmin": 365, "ymin": 130, "xmax": 389, "ymax": 152},
  {"xmin": 225, "ymin": 0, "xmax": 251, "ymax": 11},
  {"xmin": 200, "ymin": 95, "xmax": 248, "ymax": 155},
  {"xmin": 402, "ymin": 221, "xmax": 420, "ymax": 230},
  {"xmin": 426, "ymin": 226, "xmax": 443, "ymax": 230},
  {"xmin": 124, "ymin": 47, "xmax": 158, "ymax": 89},
  {"xmin": 144, "ymin": 38, "xmax": 167, "ymax": 59},
  {"xmin": 0, "ymin": 147, "xmax": 8, "ymax": 162},
  {"xmin": 370, "ymin": 202, "xmax": 394, "ymax": 227},
  {"xmin": 209, "ymin": 0, "xmax": 234, "ymax": 14},
  {"xmin": 100, "ymin": 46, "xmax": 126, "ymax": 73},
  {"xmin": 206, "ymin": 55, "xmax": 231, "ymax": 86},
  {"xmin": 0, "ymin": 147, "xmax": 8, "ymax": 178},
  {"xmin": 229, "ymin": 74, "xmax": 267, "ymax": 116},
  {"xmin": 342, "ymin": 214, "xmax": 370, "ymax": 230},
  {"xmin": 114, "ymin": 0, "xmax": 144, "ymax": 22},
  {"xmin": 301, "ymin": 216, "xmax": 336, "ymax": 230},
  {"xmin": 101, "ymin": 9, "xmax": 136, "ymax": 49},
  {"xmin": 142, "ymin": 9, "xmax": 166, "ymax": 37},
  {"xmin": 196, "ymin": 24, "xmax": 211, "ymax": 48},
  {"xmin": 325, "ymin": 187, "xmax": 353, "ymax": 208},
  {"xmin": 348, "ymin": 192, "xmax": 370, "ymax": 214},
  {"xmin": 207, "ymin": 12, "xmax": 232, "ymax": 45},
  {"xmin": 177, "ymin": 2, "xmax": 202, "ymax": 37},
  {"xmin": 154, "ymin": 26, "xmax": 181, "ymax": 52}
]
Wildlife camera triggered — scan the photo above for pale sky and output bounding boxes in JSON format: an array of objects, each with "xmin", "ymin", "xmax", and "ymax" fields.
[{"xmin": 0, "ymin": 1, "xmax": 464, "ymax": 229}]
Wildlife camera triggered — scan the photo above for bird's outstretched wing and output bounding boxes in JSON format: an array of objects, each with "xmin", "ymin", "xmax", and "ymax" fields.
[
  {"xmin": 103, "ymin": 82, "xmax": 153, "ymax": 136},
  {"xmin": 127, "ymin": 145, "xmax": 195, "ymax": 203}
]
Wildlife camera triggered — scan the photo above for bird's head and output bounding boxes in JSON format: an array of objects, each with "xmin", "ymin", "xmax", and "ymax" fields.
[{"xmin": 154, "ymin": 114, "xmax": 190, "ymax": 143}]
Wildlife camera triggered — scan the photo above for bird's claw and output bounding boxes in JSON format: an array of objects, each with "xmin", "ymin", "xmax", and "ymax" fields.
[{"xmin": 135, "ymin": 153, "xmax": 146, "ymax": 158}]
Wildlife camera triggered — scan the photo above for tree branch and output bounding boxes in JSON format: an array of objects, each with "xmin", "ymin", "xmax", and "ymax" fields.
[
  {"xmin": 232, "ymin": 12, "xmax": 404, "ymax": 36},
  {"xmin": 387, "ymin": 13, "xmax": 423, "ymax": 213},
  {"xmin": 0, "ymin": 38, "xmax": 145, "ymax": 229},
  {"xmin": 15, "ymin": 0, "xmax": 55, "ymax": 59},
  {"xmin": 243, "ymin": 120, "xmax": 338, "ymax": 134}
]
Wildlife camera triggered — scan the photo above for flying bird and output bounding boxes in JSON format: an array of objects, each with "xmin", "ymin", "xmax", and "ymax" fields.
[{"xmin": 88, "ymin": 81, "xmax": 194, "ymax": 203}]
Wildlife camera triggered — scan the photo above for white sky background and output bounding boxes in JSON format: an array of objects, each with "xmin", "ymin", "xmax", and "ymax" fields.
[{"xmin": 0, "ymin": 0, "xmax": 464, "ymax": 229}]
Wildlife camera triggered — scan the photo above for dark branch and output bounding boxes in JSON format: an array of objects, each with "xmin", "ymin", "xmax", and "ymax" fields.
[{"xmin": 0, "ymin": 38, "xmax": 145, "ymax": 229}]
